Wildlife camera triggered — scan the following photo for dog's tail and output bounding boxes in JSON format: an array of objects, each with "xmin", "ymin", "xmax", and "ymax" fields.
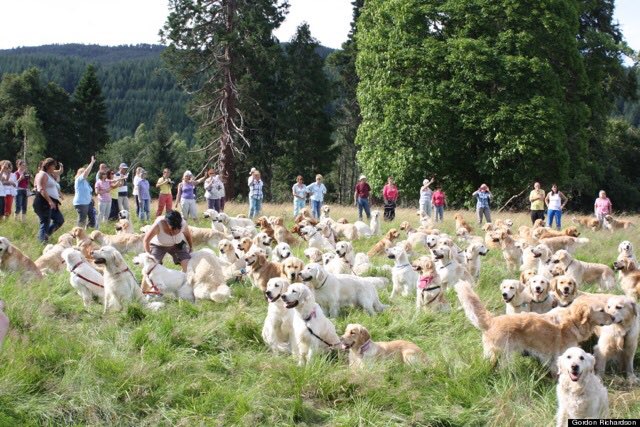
[
  {"xmin": 454, "ymin": 281, "xmax": 493, "ymax": 331},
  {"xmin": 366, "ymin": 277, "xmax": 389, "ymax": 290},
  {"xmin": 210, "ymin": 284, "xmax": 231, "ymax": 303},
  {"xmin": 576, "ymin": 237, "xmax": 590, "ymax": 245}
]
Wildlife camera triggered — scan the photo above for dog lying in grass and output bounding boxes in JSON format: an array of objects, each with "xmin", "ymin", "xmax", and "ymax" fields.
[
  {"xmin": 0, "ymin": 236, "xmax": 43, "ymax": 280},
  {"xmin": 340, "ymin": 323, "xmax": 426, "ymax": 368}
]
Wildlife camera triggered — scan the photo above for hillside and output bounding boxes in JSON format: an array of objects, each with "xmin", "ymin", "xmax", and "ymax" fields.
[{"xmin": 0, "ymin": 43, "xmax": 336, "ymax": 142}]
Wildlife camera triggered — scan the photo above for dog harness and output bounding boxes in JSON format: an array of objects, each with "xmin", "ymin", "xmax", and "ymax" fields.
[
  {"xmin": 70, "ymin": 261, "xmax": 103, "ymax": 288},
  {"xmin": 418, "ymin": 276, "xmax": 442, "ymax": 305},
  {"xmin": 142, "ymin": 263, "xmax": 163, "ymax": 296},
  {"xmin": 303, "ymin": 309, "xmax": 340, "ymax": 348}
]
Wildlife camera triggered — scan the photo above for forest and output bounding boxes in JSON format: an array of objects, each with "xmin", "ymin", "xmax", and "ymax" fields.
[{"xmin": 0, "ymin": 0, "xmax": 639, "ymax": 210}]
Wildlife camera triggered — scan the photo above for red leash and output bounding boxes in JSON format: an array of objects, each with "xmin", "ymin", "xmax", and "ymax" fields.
[
  {"xmin": 70, "ymin": 261, "xmax": 104, "ymax": 288},
  {"xmin": 142, "ymin": 263, "xmax": 163, "ymax": 296}
]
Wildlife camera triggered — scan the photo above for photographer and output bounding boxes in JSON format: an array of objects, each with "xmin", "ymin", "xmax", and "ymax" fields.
[
  {"xmin": 155, "ymin": 168, "xmax": 174, "ymax": 217},
  {"xmin": 204, "ymin": 168, "xmax": 224, "ymax": 212},
  {"xmin": 143, "ymin": 210, "xmax": 193, "ymax": 273}
]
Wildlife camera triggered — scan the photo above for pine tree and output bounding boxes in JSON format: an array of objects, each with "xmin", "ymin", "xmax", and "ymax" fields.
[
  {"xmin": 73, "ymin": 64, "xmax": 109, "ymax": 159},
  {"xmin": 161, "ymin": 0, "xmax": 288, "ymax": 198}
]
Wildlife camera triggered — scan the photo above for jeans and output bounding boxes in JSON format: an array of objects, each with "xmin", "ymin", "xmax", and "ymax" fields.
[
  {"xmin": 294, "ymin": 198, "xmax": 306, "ymax": 216},
  {"xmin": 34, "ymin": 200, "xmax": 64, "ymax": 242},
  {"xmin": 0, "ymin": 197, "xmax": 4, "ymax": 219},
  {"xmin": 15, "ymin": 189, "xmax": 27, "ymax": 214},
  {"xmin": 97, "ymin": 200, "xmax": 111, "ymax": 228},
  {"xmin": 220, "ymin": 197, "xmax": 225, "ymax": 212},
  {"xmin": 75, "ymin": 204, "xmax": 91, "ymax": 227},
  {"xmin": 207, "ymin": 198, "xmax": 222, "ymax": 212},
  {"xmin": 530, "ymin": 210, "xmax": 545, "ymax": 224},
  {"xmin": 157, "ymin": 194, "xmax": 173, "ymax": 217},
  {"xmin": 434, "ymin": 205, "xmax": 444, "ymax": 222},
  {"xmin": 249, "ymin": 197, "xmax": 262, "ymax": 219},
  {"xmin": 181, "ymin": 198, "xmax": 197, "ymax": 220},
  {"xmin": 134, "ymin": 195, "xmax": 140, "ymax": 218},
  {"xmin": 311, "ymin": 200, "xmax": 322, "ymax": 219},
  {"xmin": 476, "ymin": 207, "xmax": 492, "ymax": 224},
  {"xmin": 547, "ymin": 209, "xmax": 562, "ymax": 229},
  {"xmin": 117, "ymin": 193, "xmax": 129, "ymax": 213},
  {"xmin": 420, "ymin": 200, "xmax": 432, "ymax": 218},
  {"xmin": 139, "ymin": 198, "xmax": 150, "ymax": 221},
  {"xmin": 357, "ymin": 197, "xmax": 371, "ymax": 220}
]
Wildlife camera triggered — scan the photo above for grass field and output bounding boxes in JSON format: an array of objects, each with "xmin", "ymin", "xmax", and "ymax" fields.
[{"xmin": 0, "ymin": 200, "xmax": 639, "ymax": 426}]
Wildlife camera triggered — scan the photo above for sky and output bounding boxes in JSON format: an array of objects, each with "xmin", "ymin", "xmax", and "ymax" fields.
[{"xmin": 0, "ymin": 0, "xmax": 637, "ymax": 56}]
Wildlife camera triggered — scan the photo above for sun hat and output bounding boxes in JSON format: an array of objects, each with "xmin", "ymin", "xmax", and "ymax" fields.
[
  {"xmin": 359, "ymin": 174, "xmax": 366, "ymax": 180},
  {"xmin": 249, "ymin": 167, "xmax": 257, "ymax": 176}
]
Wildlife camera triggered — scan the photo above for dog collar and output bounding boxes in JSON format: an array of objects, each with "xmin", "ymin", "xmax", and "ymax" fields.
[
  {"xmin": 303, "ymin": 309, "xmax": 317, "ymax": 322},
  {"xmin": 513, "ymin": 301, "xmax": 528, "ymax": 309},
  {"xmin": 359, "ymin": 339, "xmax": 372, "ymax": 355},
  {"xmin": 558, "ymin": 300, "xmax": 571, "ymax": 307},
  {"xmin": 69, "ymin": 261, "xmax": 104, "ymax": 289},
  {"xmin": 530, "ymin": 294, "xmax": 550, "ymax": 304},
  {"xmin": 316, "ymin": 275, "xmax": 329, "ymax": 290},
  {"xmin": 143, "ymin": 263, "xmax": 158, "ymax": 277},
  {"xmin": 438, "ymin": 261, "xmax": 452, "ymax": 270},
  {"xmin": 393, "ymin": 263, "xmax": 411, "ymax": 270},
  {"xmin": 267, "ymin": 293, "xmax": 281, "ymax": 303}
]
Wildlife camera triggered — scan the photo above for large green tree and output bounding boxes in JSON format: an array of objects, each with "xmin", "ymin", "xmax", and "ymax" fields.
[
  {"xmin": 73, "ymin": 64, "xmax": 109, "ymax": 160},
  {"xmin": 160, "ymin": 0, "xmax": 289, "ymax": 198},
  {"xmin": 355, "ymin": 0, "xmax": 631, "ymax": 208},
  {"xmin": 270, "ymin": 23, "xmax": 334, "ymax": 201}
]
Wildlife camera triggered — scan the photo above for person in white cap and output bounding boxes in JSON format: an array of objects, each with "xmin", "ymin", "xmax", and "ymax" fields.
[
  {"xmin": 354, "ymin": 175, "xmax": 371, "ymax": 221},
  {"xmin": 114, "ymin": 163, "xmax": 130, "ymax": 213},
  {"xmin": 247, "ymin": 167, "xmax": 257, "ymax": 185},
  {"xmin": 176, "ymin": 170, "xmax": 205, "ymax": 220},
  {"xmin": 419, "ymin": 177, "xmax": 435, "ymax": 219}
]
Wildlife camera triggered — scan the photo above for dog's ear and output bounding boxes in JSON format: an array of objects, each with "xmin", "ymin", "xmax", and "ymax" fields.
[
  {"xmin": 358, "ymin": 326, "xmax": 371, "ymax": 344},
  {"xmin": 549, "ymin": 277, "xmax": 558, "ymax": 294},
  {"xmin": 584, "ymin": 352, "xmax": 595, "ymax": 372},
  {"xmin": 631, "ymin": 301, "xmax": 638, "ymax": 317},
  {"xmin": 569, "ymin": 279, "xmax": 578, "ymax": 296},
  {"xmin": 519, "ymin": 270, "xmax": 528, "ymax": 285}
]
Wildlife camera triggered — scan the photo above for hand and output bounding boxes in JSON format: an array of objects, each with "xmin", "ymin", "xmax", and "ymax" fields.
[
  {"xmin": 90, "ymin": 155, "xmax": 95, "ymax": 163},
  {"xmin": 354, "ymin": 200, "xmax": 357, "ymax": 206},
  {"xmin": 49, "ymin": 201, "xmax": 56, "ymax": 209}
]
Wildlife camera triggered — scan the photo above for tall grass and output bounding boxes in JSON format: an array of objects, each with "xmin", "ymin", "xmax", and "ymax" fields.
[{"xmin": 0, "ymin": 200, "xmax": 638, "ymax": 425}]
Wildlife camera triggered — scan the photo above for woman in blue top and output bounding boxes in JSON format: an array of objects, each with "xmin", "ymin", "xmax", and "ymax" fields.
[
  {"xmin": 248, "ymin": 170, "xmax": 264, "ymax": 219},
  {"xmin": 306, "ymin": 174, "xmax": 327, "ymax": 219},
  {"xmin": 72, "ymin": 156, "xmax": 96, "ymax": 228},
  {"xmin": 472, "ymin": 183, "xmax": 492, "ymax": 225}
]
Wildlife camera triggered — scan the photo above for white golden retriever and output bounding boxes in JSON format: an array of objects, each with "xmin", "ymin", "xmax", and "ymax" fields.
[
  {"xmin": 62, "ymin": 247, "xmax": 104, "ymax": 307},
  {"xmin": 299, "ymin": 263, "xmax": 386, "ymax": 317},
  {"xmin": 187, "ymin": 249, "xmax": 231, "ymax": 303},
  {"xmin": 92, "ymin": 246, "xmax": 145, "ymax": 313},
  {"xmin": 281, "ymin": 283, "xmax": 340, "ymax": 366},
  {"xmin": 271, "ymin": 242, "xmax": 292, "ymax": 263},
  {"xmin": 386, "ymin": 245, "xmax": 418, "ymax": 298},
  {"xmin": 300, "ymin": 225, "xmax": 334, "ymax": 251},
  {"xmin": 556, "ymin": 347, "xmax": 609, "ymax": 427},
  {"xmin": 262, "ymin": 278, "xmax": 295, "ymax": 354},
  {"xmin": 133, "ymin": 253, "xmax": 194, "ymax": 302}
]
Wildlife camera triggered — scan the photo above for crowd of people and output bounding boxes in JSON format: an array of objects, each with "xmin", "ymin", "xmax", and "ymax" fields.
[{"xmin": 0, "ymin": 155, "xmax": 617, "ymax": 243}]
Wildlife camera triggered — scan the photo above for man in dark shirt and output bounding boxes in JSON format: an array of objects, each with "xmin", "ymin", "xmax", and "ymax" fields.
[{"xmin": 354, "ymin": 175, "xmax": 371, "ymax": 221}]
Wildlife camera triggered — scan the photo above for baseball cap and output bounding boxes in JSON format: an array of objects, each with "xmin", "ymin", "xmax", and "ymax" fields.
[{"xmin": 119, "ymin": 163, "xmax": 128, "ymax": 169}]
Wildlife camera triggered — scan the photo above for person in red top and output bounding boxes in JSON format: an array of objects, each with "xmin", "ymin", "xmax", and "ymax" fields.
[
  {"xmin": 382, "ymin": 176, "xmax": 398, "ymax": 221},
  {"xmin": 431, "ymin": 185, "xmax": 446, "ymax": 222},
  {"xmin": 354, "ymin": 174, "xmax": 371, "ymax": 221}
]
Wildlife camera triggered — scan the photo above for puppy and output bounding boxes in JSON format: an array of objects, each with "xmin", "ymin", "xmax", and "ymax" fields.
[
  {"xmin": 0, "ymin": 236, "xmax": 43, "ymax": 280},
  {"xmin": 187, "ymin": 249, "xmax": 231, "ymax": 303},
  {"xmin": 340, "ymin": 323, "xmax": 426, "ymax": 368},
  {"xmin": 386, "ymin": 245, "xmax": 418, "ymax": 298},
  {"xmin": 299, "ymin": 263, "xmax": 386, "ymax": 317},
  {"xmin": 271, "ymin": 242, "xmax": 292, "ymax": 263},
  {"xmin": 92, "ymin": 246, "xmax": 144, "ymax": 313},
  {"xmin": 500, "ymin": 279, "xmax": 529, "ymax": 314},
  {"xmin": 613, "ymin": 258, "xmax": 640, "ymax": 301},
  {"xmin": 551, "ymin": 250, "xmax": 615, "ymax": 291},
  {"xmin": 0, "ymin": 300, "xmax": 8, "ymax": 349},
  {"xmin": 244, "ymin": 251, "xmax": 282, "ymax": 292},
  {"xmin": 455, "ymin": 281, "xmax": 612, "ymax": 373},
  {"xmin": 594, "ymin": 295, "xmax": 639, "ymax": 382},
  {"xmin": 281, "ymin": 256, "xmax": 305, "ymax": 283},
  {"xmin": 556, "ymin": 347, "xmax": 609, "ymax": 427},
  {"xmin": 413, "ymin": 256, "xmax": 448, "ymax": 311},
  {"xmin": 525, "ymin": 275, "xmax": 554, "ymax": 314},
  {"xmin": 281, "ymin": 283, "xmax": 340, "ymax": 366},
  {"xmin": 367, "ymin": 228, "xmax": 399, "ymax": 258},
  {"xmin": 62, "ymin": 247, "xmax": 104, "ymax": 307},
  {"xmin": 454, "ymin": 213, "xmax": 473, "ymax": 233},
  {"xmin": 540, "ymin": 236, "xmax": 589, "ymax": 254},
  {"xmin": 133, "ymin": 253, "xmax": 194, "ymax": 301},
  {"xmin": 465, "ymin": 241, "xmax": 488, "ymax": 279},
  {"xmin": 303, "ymin": 247, "xmax": 323, "ymax": 264},
  {"xmin": 262, "ymin": 278, "xmax": 295, "ymax": 354},
  {"xmin": 89, "ymin": 230, "xmax": 144, "ymax": 255}
]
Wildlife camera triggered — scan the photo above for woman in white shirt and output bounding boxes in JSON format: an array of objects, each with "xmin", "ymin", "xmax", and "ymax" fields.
[
  {"xmin": 204, "ymin": 168, "xmax": 224, "ymax": 212},
  {"xmin": 292, "ymin": 175, "xmax": 308, "ymax": 216},
  {"xmin": 544, "ymin": 184, "xmax": 568, "ymax": 230},
  {"xmin": 132, "ymin": 166, "xmax": 143, "ymax": 218},
  {"xmin": 143, "ymin": 210, "xmax": 194, "ymax": 272}
]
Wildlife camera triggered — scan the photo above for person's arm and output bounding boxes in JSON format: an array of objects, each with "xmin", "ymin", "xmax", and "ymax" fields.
[
  {"xmin": 544, "ymin": 192, "xmax": 550, "ymax": 207},
  {"xmin": 109, "ymin": 179, "xmax": 122, "ymax": 189},
  {"xmin": 353, "ymin": 189, "xmax": 358, "ymax": 205},
  {"xmin": 155, "ymin": 177, "xmax": 165, "ymax": 188},
  {"xmin": 82, "ymin": 156, "xmax": 96, "ymax": 179},
  {"xmin": 322, "ymin": 184, "xmax": 326, "ymax": 195},
  {"xmin": 183, "ymin": 225, "xmax": 193, "ymax": 252},
  {"xmin": 472, "ymin": 190, "xmax": 479, "ymax": 197},
  {"xmin": 36, "ymin": 172, "xmax": 56, "ymax": 209},
  {"xmin": 560, "ymin": 192, "xmax": 568, "ymax": 209},
  {"xmin": 52, "ymin": 162, "xmax": 63, "ymax": 178},
  {"xmin": 175, "ymin": 183, "xmax": 183, "ymax": 203},
  {"xmin": 194, "ymin": 176, "xmax": 206, "ymax": 185},
  {"xmin": 143, "ymin": 222, "xmax": 160, "ymax": 254},
  {"xmin": 427, "ymin": 177, "xmax": 435, "ymax": 187}
]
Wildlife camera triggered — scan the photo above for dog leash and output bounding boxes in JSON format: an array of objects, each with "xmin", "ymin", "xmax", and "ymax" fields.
[
  {"xmin": 142, "ymin": 263, "xmax": 163, "ymax": 296},
  {"xmin": 303, "ymin": 309, "xmax": 340, "ymax": 348},
  {"xmin": 70, "ymin": 261, "xmax": 104, "ymax": 288}
]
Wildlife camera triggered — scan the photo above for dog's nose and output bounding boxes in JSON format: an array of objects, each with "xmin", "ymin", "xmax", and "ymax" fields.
[
  {"xmin": 535, "ymin": 287, "xmax": 541, "ymax": 292},
  {"xmin": 502, "ymin": 293, "xmax": 508, "ymax": 297},
  {"xmin": 265, "ymin": 291, "xmax": 272, "ymax": 298},
  {"xmin": 564, "ymin": 287, "xmax": 570, "ymax": 293},
  {"xmin": 571, "ymin": 365, "xmax": 579, "ymax": 372}
]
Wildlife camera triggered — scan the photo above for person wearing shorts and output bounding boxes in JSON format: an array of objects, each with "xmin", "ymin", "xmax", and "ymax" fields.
[{"xmin": 143, "ymin": 210, "xmax": 193, "ymax": 272}]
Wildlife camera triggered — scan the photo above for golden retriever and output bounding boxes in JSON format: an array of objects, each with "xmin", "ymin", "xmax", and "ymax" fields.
[
  {"xmin": 340, "ymin": 323, "xmax": 426, "ymax": 368},
  {"xmin": 412, "ymin": 256, "xmax": 448, "ymax": 312},
  {"xmin": 594, "ymin": 295, "xmax": 639, "ymax": 383},
  {"xmin": 70, "ymin": 226, "xmax": 99, "ymax": 261},
  {"xmin": 490, "ymin": 230, "xmax": 522, "ymax": 271},
  {"xmin": 89, "ymin": 230, "xmax": 144, "ymax": 254},
  {"xmin": 244, "ymin": 251, "xmax": 283, "ymax": 292},
  {"xmin": 92, "ymin": 246, "xmax": 145, "ymax": 313},
  {"xmin": 453, "ymin": 213, "xmax": 473, "ymax": 234},
  {"xmin": 539, "ymin": 236, "xmax": 589, "ymax": 254},
  {"xmin": 604, "ymin": 214, "xmax": 634, "ymax": 230},
  {"xmin": 550, "ymin": 250, "xmax": 615, "ymax": 290},
  {"xmin": 0, "ymin": 236, "xmax": 43, "ymax": 280},
  {"xmin": 187, "ymin": 249, "xmax": 231, "ymax": 303},
  {"xmin": 255, "ymin": 216, "xmax": 275, "ymax": 238},
  {"xmin": 536, "ymin": 226, "xmax": 580, "ymax": 240},
  {"xmin": 500, "ymin": 279, "xmax": 529, "ymax": 314},
  {"xmin": 571, "ymin": 216, "xmax": 601, "ymax": 231},
  {"xmin": 35, "ymin": 234, "xmax": 75, "ymax": 274},
  {"xmin": 188, "ymin": 226, "xmax": 225, "ymax": 248},
  {"xmin": 613, "ymin": 257, "xmax": 640, "ymax": 301},
  {"xmin": 456, "ymin": 280, "xmax": 612, "ymax": 373},
  {"xmin": 556, "ymin": 347, "xmax": 609, "ymax": 426},
  {"xmin": 281, "ymin": 256, "xmax": 305, "ymax": 283},
  {"xmin": 367, "ymin": 228, "xmax": 399, "ymax": 258}
]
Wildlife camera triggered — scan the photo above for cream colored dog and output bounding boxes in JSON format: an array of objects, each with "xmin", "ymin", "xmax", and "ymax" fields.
[
  {"xmin": 188, "ymin": 225, "xmax": 225, "ymax": 248},
  {"xmin": 62, "ymin": 247, "xmax": 104, "ymax": 307},
  {"xmin": 594, "ymin": 295, "xmax": 639, "ymax": 383},
  {"xmin": 262, "ymin": 278, "xmax": 295, "ymax": 354},
  {"xmin": 187, "ymin": 249, "xmax": 231, "ymax": 303},
  {"xmin": 490, "ymin": 230, "xmax": 522, "ymax": 271},
  {"xmin": 386, "ymin": 245, "xmax": 418, "ymax": 298},
  {"xmin": 92, "ymin": 246, "xmax": 145, "ymax": 313},
  {"xmin": 464, "ymin": 241, "xmax": 489, "ymax": 279},
  {"xmin": 133, "ymin": 253, "xmax": 194, "ymax": 302},
  {"xmin": 539, "ymin": 236, "xmax": 589, "ymax": 254},
  {"xmin": 550, "ymin": 250, "xmax": 615, "ymax": 290},
  {"xmin": 89, "ymin": 230, "xmax": 144, "ymax": 255},
  {"xmin": 432, "ymin": 245, "xmax": 473, "ymax": 287},
  {"xmin": 303, "ymin": 247, "xmax": 323, "ymax": 263},
  {"xmin": 0, "ymin": 236, "xmax": 43, "ymax": 280},
  {"xmin": 340, "ymin": 323, "xmax": 426, "ymax": 368},
  {"xmin": 556, "ymin": 347, "xmax": 609, "ymax": 427},
  {"xmin": 413, "ymin": 257, "xmax": 448, "ymax": 312},
  {"xmin": 281, "ymin": 283, "xmax": 340, "ymax": 366},
  {"xmin": 35, "ymin": 234, "xmax": 74, "ymax": 274},
  {"xmin": 500, "ymin": 279, "xmax": 529, "ymax": 314}
]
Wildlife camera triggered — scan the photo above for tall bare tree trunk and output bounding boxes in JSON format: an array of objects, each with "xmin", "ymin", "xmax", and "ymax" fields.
[{"xmin": 220, "ymin": 0, "xmax": 237, "ymax": 198}]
